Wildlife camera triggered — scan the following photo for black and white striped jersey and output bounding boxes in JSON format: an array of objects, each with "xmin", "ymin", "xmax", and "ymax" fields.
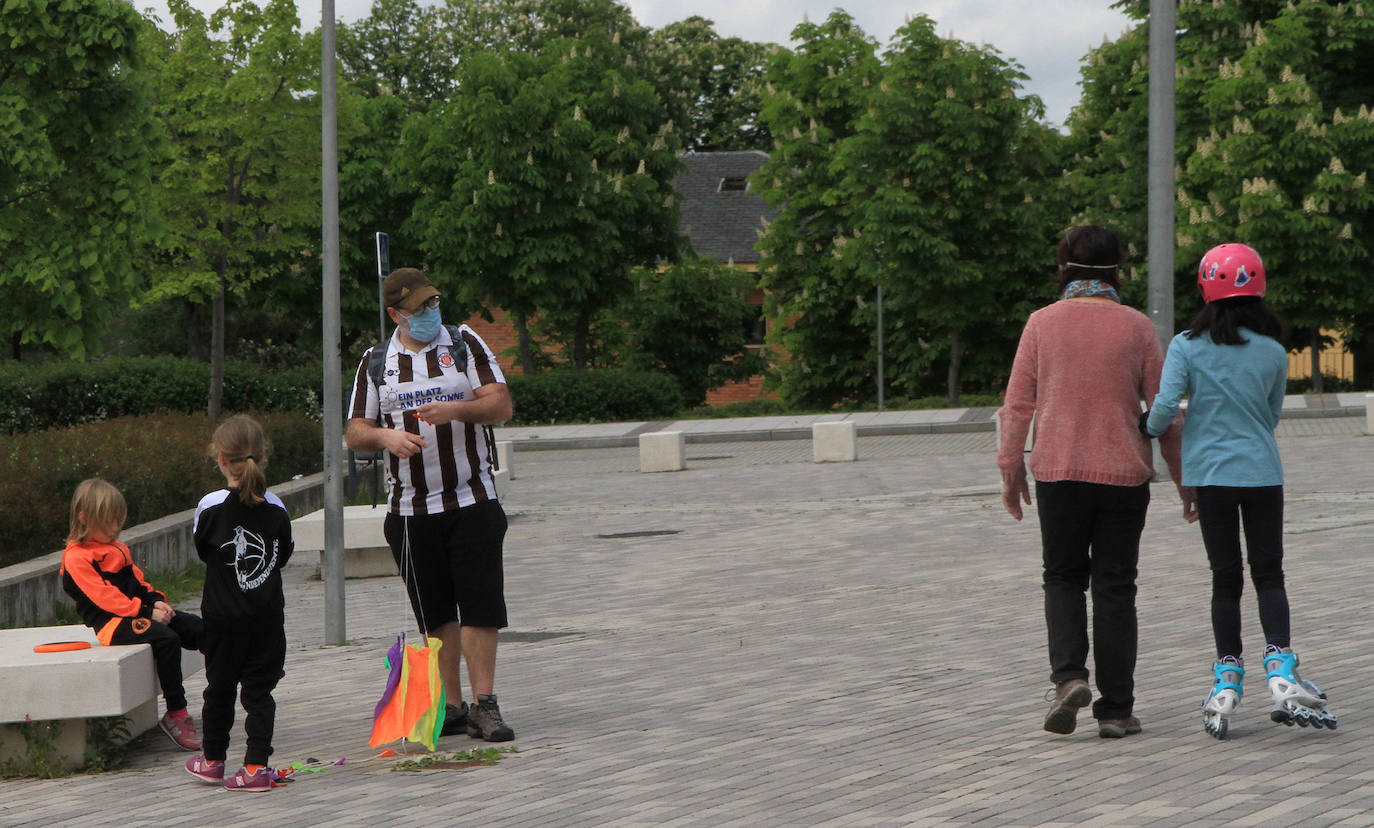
[{"xmin": 349, "ymin": 324, "xmax": 506, "ymax": 515}]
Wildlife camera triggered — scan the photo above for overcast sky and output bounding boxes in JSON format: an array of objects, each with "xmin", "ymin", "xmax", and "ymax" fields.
[{"xmin": 140, "ymin": 0, "xmax": 1136, "ymax": 128}]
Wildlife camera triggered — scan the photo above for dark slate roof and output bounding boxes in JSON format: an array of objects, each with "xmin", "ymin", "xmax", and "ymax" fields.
[{"xmin": 673, "ymin": 151, "xmax": 775, "ymax": 265}]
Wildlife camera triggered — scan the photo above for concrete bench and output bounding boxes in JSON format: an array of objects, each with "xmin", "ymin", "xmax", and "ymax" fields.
[
  {"xmin": 292, "ymin": 505, "xmax": 396, "ymax": 579},
  {"xmin": 0, "ymin": 624, "xmax": 204, "ymax": 769}
]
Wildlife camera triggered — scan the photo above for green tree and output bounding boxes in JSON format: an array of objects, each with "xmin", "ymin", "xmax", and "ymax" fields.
[
  {"xmin": 1176, "ymin": 2, "xmax": 1374, "ymax": 389},
  {"xmin": 1068, "ymin": 1, "xmax": 1374, "ymax": 388},
  {"xmin": 752, "ymin": 11, "xmax": 882, "ymax": 408},
  {"xmin": 142, "ymin": 0, "xmax": 319, "ymax": 417},
  {"xmin": 337, "ymin": 0, "xmax": 456, "ymax": 102},
  {"xmin": 611, "ymin": 259, "xmax": 765, "ymax": 406},
  {"xmin": 647, "ymin": 17, "xmax": 775, "ymax": 151},
  {"xmin": 836, "ymin": 16, "xmax": 1059, "ymax": 405},
  {"xmin": 1060, "ymin": 25, "xmax": 1150, "ymax": 283},
  {"xmin": 0, "ymin": 0, "xmax": 161, "ymax": 359},
  {"xmin": 403, "ymin": 21, "xmax": 682, "ymax": 371}
]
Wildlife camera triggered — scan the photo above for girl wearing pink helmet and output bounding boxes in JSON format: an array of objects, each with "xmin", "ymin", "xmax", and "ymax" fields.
[{"xmin": 1142, "ymin": 243, "xmax": 1336, "ymax": 738}]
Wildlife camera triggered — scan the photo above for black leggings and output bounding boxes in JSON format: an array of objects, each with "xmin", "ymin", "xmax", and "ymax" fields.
[{"xmin": 1196, "ymin": 485, "xmax": 1289, "ymax": 658}]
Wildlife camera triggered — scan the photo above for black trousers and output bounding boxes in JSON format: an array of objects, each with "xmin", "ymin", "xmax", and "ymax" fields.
[
  {"xmin": 201, "ymin": 625, "xmax": 287, "ymax": 767},
  {"xmin": 1196, "ymin": 485, "xmax": 1289, "ymax": 658},
  {"xmin": 1036, "ymin": 480, "xmax": 1150, "ymax": 720},
  {"xmin": 108, "ymin": 612, "xmax": 204, "ymax": 712}
]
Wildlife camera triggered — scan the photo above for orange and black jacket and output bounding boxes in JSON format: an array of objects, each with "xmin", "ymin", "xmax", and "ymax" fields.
[{"xmin": 60, "ymin": 539, "xmax": 166, "ymax": 645}]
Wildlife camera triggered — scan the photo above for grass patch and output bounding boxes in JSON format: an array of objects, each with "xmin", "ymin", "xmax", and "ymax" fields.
[
  {"xmin": 390, "ymin": 745, "xmax": 517, "ymax": 772},
  {"xmin": 0, "ymin": 719, "xmax": 67, "ymax": 778},
  {"xmin": 0, "ymin": 715, "xmax": 134, "ymax": 779},
  {"xmin": 142, "ymin": 561, "xmax": 206, "ymax": 606}
]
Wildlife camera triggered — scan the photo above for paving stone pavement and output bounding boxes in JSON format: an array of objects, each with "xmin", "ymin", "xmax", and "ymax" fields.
[{"xmin": 1, "ymin": 418, "xmax": 1371, "ymax": 826}]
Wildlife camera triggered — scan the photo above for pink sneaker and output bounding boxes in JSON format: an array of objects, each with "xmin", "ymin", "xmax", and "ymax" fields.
[
  {"xmin": 185, "ymin": 755, "xmax": 225, "ymax": 783},
  {"xmin": 159, "ymin": 711, "xmax": 202, "ymax": 751},
  {"xmin": 224, "ymin": 765, "xmax": 272, "ymax": 792}
]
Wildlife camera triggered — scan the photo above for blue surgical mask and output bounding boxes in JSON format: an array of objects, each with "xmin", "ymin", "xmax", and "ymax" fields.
[{"xmin": 405, "ymin": 305, "xmax": 441, "ymax": 343}]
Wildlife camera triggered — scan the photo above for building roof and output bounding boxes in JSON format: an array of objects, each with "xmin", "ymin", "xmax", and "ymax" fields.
[{"xmin": 673, "ymin": 151, "xmax": 775, "ymax": 265}]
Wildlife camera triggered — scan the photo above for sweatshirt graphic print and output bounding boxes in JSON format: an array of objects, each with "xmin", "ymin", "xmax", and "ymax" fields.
[{"xmin": 193, "ymin": 489, "xmax": 294, "ymax": 627}]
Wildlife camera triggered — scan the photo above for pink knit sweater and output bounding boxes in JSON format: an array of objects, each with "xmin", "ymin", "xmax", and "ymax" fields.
[{"xmin": 998, "ymin": 299, "xmax": 1182, "ymax": 487}]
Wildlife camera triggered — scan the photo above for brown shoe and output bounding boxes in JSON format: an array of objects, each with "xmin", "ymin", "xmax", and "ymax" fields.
[
  {"xmin": 1097, "ymin": 716, "xmax": 1142, "ymax": 739},
  {"xmin": 1043, "ymin": 679, "xmax": 1092, "ymax": 734}
]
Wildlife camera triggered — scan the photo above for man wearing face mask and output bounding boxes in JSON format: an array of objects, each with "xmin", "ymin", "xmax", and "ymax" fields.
[{"xmin": 345, "ymin": 267, "xmax": 517, "ymax": 742}]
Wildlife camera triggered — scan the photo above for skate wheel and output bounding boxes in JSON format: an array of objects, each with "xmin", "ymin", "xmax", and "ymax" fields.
[
  {"xmin": 1326, "ymin": 719, "xmax": 1338, "ymax": 730},
  {"xmin": 1310, "ymin": 716, "xmax": 1325, "ymax": 729}
]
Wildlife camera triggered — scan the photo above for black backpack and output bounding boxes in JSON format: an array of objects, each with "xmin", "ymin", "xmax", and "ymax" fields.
[{"xmin": 367, "ymin": 323, "xmax": 469, "ymax": 391}]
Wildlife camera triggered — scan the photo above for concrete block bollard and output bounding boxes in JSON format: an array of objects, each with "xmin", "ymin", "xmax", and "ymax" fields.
[
  {"xmin": 812, "ymin": 421, "xmax": 857, "ymax": 463},
  {"xmin": 639, "ymin": 431, "xmax": 685, "ymax": 472},
  {"xmin": 496, "ymin": 441, "xmax": 514, "ymax": 480},
  {"xmin": 1367, "ymin": 393, "xmax": 1374, "ymax": 436}
]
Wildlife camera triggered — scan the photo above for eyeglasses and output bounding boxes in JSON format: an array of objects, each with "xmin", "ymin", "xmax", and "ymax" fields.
[{"xmin": 405, "ymin": 296, "xmax": 440, "ymax": 313}]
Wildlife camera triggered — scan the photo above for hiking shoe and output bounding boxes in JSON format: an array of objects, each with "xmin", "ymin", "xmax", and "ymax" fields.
[
  {"xmin": 160, "ymin": 711, "xmax": 202, "ymax": 751},
  {"xmin": 185, "ymin": 755, "xmax": 225, "ymax": 783},
  {"xmin": 224, "ymin": 765, "xmax": 273, "ymax": 792},
  {"xmin": 466, "ymin": 695, "xmax": 515, "ymax": 742},
  {"xmin": 1043, "ymin": 679, "xmax": 1092, "ymax": 734},
  {"xmin": 1098, "ymin": 716, "xmax": 1143, "ymax": 739},
  {"xmin": 440, "ymin": 701, "xmax": 469, "ymax": 737}
]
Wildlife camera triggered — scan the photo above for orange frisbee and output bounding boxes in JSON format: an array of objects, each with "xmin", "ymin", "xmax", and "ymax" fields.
[{"xmin": 33, "ymin": 641, "xmax": 92, "ymax": 653}]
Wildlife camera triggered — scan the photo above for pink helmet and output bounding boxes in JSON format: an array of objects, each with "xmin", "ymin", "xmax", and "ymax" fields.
[{"xmin": 1197, "ymin": 243, "xmax": 1266, "ymax": 303}]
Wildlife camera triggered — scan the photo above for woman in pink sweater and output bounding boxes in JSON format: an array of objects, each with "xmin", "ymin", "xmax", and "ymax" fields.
[{"xmin": 998, "ymin": 225, "xmax": 1187, "ymax": 739}]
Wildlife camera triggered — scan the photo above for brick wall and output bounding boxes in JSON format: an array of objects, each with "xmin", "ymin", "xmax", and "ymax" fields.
[
  {"xmin": 705, "ymin": 375, "xmax": 776, "ymax": 405},
  {"xmin": 460, "ymin": 308, "xmax": 521, "ymax": 376}
]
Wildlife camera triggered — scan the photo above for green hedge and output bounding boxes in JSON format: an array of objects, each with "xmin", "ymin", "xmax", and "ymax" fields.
[
  {"xmin": 505, "ymin": 369, "xmax": 682, "ymax": 425},
  {"xmin": 0, "ymin": 412, "xmax": 322, "ymax": 568},
  {"xmin": 0, "ymin": 357, "xmax": 324, "ymax": 434}
]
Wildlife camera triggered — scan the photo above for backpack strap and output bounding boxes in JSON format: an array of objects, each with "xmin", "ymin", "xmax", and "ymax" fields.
[
  {"xmin": 441, "ymin": 326, "xmax": 496, "ymax": 468},
  {"xmin": 367, "ymin": 341, "xmax": 388, "ymax": 391},
  {"xmin": 443, "ymin": 324, "xmax": 469, "ymax": 373}
]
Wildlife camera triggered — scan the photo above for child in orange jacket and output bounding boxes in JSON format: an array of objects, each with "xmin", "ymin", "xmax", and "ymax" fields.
[{"xmin": 60, "ymin": 478, "xmax": 205, "ymax": 750}]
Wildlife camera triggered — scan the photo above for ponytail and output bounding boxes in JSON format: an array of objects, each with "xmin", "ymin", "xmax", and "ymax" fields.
[
  {"xmin": 211, "ymin": 415, "xmax": 269, "ymax": 506},
  {"xmin": 234, "ymin": 455, "xmax": 268, "ymax": 506}
]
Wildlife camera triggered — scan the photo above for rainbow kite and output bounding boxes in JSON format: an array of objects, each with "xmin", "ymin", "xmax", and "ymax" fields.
[{"xmin": 369, "ymin": 634, "xmax": 447, "ymax": 751}]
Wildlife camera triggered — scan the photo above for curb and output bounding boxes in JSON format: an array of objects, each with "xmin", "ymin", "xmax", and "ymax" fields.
[{"xmin": 500, "ymin": 401, "xmax": 1367, "ymax": 452}]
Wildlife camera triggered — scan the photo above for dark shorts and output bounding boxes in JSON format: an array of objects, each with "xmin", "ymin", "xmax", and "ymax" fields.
[{"xmin": 384, "ymin": 500, "xmax": 508, "ymax": 632}]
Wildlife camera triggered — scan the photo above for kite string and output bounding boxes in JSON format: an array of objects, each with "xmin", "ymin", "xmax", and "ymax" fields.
[{"xmin": 402, "ymin": 516, "xmax": 430, "ymax": 637}]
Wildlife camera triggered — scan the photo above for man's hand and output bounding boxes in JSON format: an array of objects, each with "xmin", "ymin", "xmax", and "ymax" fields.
[
  {"xmin": 1001, "ymin": 469, "xmax": 1031, "ymax": 521},
  {"xmin": 1179, "ymin": 484, "xmax": 1199, "ymax": 523},
  {"xmin": 152, "ymin": 601, "xmax": 174, "ymax": 624},
  {"xmin": 383, "ymin": 428, "xmax": 427, "ymax": 458},
  {"xmin": 416, "ymin": 400, "xmax": 458, "ymax": 425}
]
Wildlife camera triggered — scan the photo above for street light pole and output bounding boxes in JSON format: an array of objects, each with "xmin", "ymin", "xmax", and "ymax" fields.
[
  {"xmin": 1147, "ymin": 0, "xmax": 1177, "ymax": 355},
  {"xmin": 876, "ymin": 275, "xmax": 885, "ymax": 412},
  {"xmin": 321, "ymin": 0, "xmax": 346, "ymax": 645}
]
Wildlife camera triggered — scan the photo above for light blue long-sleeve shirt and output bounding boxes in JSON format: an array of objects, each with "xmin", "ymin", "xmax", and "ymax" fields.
[{"xmin": 1145, "ymin": 328, "xmax": 1286, "ymax": 487}]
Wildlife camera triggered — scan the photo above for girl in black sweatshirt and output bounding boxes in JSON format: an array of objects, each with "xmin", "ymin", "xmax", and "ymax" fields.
[{"xmin": 185, "ymin": 415, "xmax": 294, "ymax": 792}]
